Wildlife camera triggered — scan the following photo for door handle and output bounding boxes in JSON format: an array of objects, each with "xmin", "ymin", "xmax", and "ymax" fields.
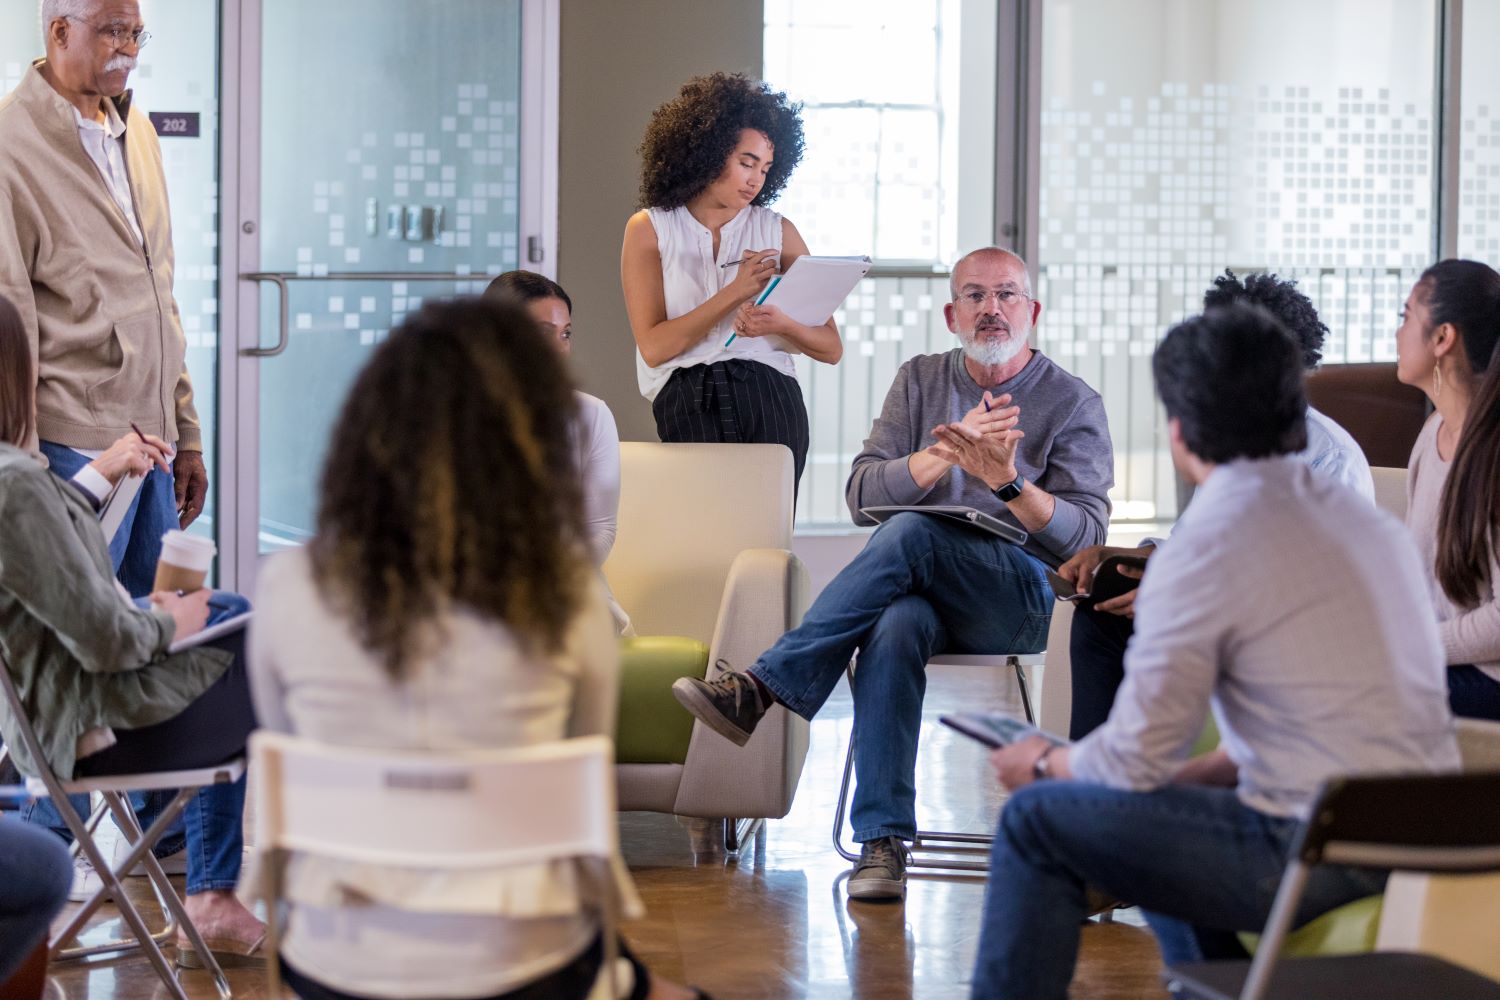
[{"xmin": 238, "ymin": 271, "xmax": 492, "ymax": 359}]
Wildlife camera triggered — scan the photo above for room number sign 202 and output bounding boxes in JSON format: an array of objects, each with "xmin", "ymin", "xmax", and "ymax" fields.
[{"xmin": 148, "ymin": 112, "xmax": 201, "ymax": 138}]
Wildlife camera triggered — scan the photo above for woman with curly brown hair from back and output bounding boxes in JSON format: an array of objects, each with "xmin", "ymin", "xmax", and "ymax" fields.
[
  {"xmin": 248, "ymin": 298, "xmax": 711, "ymax": 1000},
  {"xmin": 621, "ymin": 72, "xmax": 843, "ymax": 492}
]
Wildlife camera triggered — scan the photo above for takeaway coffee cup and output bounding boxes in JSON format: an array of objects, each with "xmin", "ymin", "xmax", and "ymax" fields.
[{"xmin": 154, "ymin": 530, "xmax": 216, "ymax": 593}]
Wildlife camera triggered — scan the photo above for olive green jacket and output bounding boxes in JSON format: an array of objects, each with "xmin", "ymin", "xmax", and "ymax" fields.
[{"xmin": 0, "ymin": 444, "xmax": 228, "ymax": 778}]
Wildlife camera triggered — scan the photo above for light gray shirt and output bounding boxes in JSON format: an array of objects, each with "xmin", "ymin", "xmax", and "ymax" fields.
[
  {"xmin": 845, "ymin": 349, "xmax": 1113, "ymax": 567},
  {"xmin": 1071, "ymin": 458, "xmax": 1459, "ymax": 818},
  {"xmin": 1300, "ymin": 406, "xmax": 1374, "ymax": 502}
]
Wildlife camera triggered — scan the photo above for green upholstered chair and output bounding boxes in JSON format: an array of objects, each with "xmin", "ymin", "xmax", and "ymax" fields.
[
  {"xmin": 615, "ymin": 636, "xmax": 709, "ymax": 766},
  {"xmin": 603, "ymin": 443, "xmax": 810, "ymax": 847}
]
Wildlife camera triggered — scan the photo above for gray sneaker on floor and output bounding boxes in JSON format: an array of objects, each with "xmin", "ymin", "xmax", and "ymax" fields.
[
  {"xmin": 671, "ymin": 665, "xmax": 769, "ymax": 747},
  {"xmin": 847, "ymin": 836, "xmax": 909, "ymax": 901}
]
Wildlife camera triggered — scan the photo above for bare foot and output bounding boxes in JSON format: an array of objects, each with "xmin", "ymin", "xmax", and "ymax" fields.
[{"xmin": 178, "ymin": 889, "xmax": 264, "ymax": 947}]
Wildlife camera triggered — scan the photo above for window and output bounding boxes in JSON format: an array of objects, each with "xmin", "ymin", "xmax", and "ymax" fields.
[
  {"xmin": 1038, "ymin": 0, "xmax": 1437, "ymax": 521},
  {"xmin": 766, "ymin": 0, "xmax": 997, "ymax": 526},
  {"xmin": 1458, "ymin": 0, "xmax": 1500, "ymax": 261}
]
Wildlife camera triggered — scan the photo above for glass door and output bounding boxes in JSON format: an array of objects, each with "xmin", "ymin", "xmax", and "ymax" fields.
[{"xmin": 221, "ymin": 0, "xmax": 558, "ymax": 592}]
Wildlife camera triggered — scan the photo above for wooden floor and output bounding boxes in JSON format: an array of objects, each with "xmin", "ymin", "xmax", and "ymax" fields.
[{"xmin": 39, "ymin": 666, "xmax": 1165, "ymax": 999}]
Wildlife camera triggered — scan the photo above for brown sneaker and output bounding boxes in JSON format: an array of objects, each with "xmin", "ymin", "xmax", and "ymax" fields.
[{"xmin": 671, "ymin": 665, "xmax": 769, "ymax": 747}]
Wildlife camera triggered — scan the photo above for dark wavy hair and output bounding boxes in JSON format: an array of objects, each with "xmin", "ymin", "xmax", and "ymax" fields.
[
  {"xmin": 638, "ymin": 72, "xmax": 805, "ymax": 210},
  {"xmin": 1203, "ymin": 269, "xmax": 1328, "ymax": 370},
  {"xmin": 1422, "ymin": 259, "xmax": 1500, "ymax": 608},
  {"xmin": 0, "ymin": 294, "xmax": 33, "ymax": 448},
  {"xmin": 309, "ymin": 298, "xmax": 588, "ymax": 679},
  {"xmin": 1153, "ymin": 304, "xmax": 1309, "ymax": 463}
]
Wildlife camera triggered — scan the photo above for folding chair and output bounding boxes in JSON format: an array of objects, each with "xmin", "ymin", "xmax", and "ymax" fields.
[
  {"xmin": 250, "ymin": 731, "xmax": 625, "ymax": 999},
  {"xmin": 1164, "ymin": 772, "xmax": 1500, "ymax": 1000},
  {"xmin": 831, "ymin": 652, "xmax": 1040, "ymax": 872},
  {"xmin": 0, "ymin": 656, "xmax": 239, "ymax": 1000}
]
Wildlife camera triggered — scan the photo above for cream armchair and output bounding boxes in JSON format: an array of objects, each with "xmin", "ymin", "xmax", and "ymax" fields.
[{"xmin": 603, "ymin": 443, "xmax": 811, "ymax": 838}]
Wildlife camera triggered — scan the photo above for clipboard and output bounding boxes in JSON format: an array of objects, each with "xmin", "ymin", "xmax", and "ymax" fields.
[
  {"xmin": 859, "ymin": 505, "xmax": 1028, "ymax": 546},
  {"xmin": 725, "ymin": 254, "xmax": 872, "ymax": 346}
]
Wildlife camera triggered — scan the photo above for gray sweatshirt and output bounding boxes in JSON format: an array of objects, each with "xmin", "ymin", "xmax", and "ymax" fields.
[{"xmin": 845, "ymin": 349, "xmax": 1114, "ymax": 567}]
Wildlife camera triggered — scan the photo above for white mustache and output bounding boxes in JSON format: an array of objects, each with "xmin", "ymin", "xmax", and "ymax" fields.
[{"xmin": 104, "ymin": 54, "xmax": 137, "ymax": 74}]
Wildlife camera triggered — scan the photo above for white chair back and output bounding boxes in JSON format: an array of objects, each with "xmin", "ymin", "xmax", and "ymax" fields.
[
  {"xmin": 604, "ymin": 442, "xmax": 795, "ymax": 642},
  {"xmin": 1371, "ymin": 466, "xmax": 1408, "ymax": 521},
  {"xmin": 250, "ymin": 731, "xmax": 617, "ymax": 867},
  {"xmin": 251, "ymin": 731, "xmax": 621, "ymax": 998}
]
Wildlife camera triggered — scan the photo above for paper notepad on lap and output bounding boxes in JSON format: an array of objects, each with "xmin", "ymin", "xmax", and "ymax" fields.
[{"xmin": 726, "ymin": 255, "xmax": 871, "ymax": 345}]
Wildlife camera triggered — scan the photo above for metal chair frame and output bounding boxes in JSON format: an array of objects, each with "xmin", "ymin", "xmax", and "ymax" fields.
[
  {"xmin": 831, "ymin": 652, "xmax": 1041, "ymax": 873},
  {"xmin": 0, "ymin": 656, "xmax": 238, "ymax": 1000}
]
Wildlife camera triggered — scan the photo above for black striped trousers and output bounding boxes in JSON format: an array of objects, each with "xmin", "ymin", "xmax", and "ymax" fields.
[{"xmin": 652, "ymin": 359, "xmax": 810, "ymax": 493}]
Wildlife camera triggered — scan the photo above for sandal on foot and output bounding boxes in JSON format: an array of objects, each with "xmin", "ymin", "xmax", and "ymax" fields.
[{"xmin": 175, "ymin": 932, "xmax": 268, "ymax": 970}]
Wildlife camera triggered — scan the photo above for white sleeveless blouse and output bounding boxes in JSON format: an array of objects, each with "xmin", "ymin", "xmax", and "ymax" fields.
[{"xmin": 636, "ymin": 204, "xmax": 798, "ymax": 401}]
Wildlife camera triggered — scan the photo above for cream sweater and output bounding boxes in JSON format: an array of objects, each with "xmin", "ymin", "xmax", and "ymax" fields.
[
  {"xmin": 0, "ymin": 61, "xmax": 200, "ymax": 451},
  {"xmin": 1406, "ymin": 414, "xmax": 1500, "ymax": 682}
]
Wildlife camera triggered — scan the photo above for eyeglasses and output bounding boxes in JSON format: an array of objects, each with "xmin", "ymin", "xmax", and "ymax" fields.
[
  {"xmin": 957, "ymin": 289, "xmax": 1032, "ymax": 309},
  {"xmin": 68, "ymin": 16, "xmax": 151, "ymax": 51}
]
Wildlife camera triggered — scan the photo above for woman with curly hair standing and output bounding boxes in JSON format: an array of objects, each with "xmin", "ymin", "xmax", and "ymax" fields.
[{"xmin": 621, "ymin": 72, "xmax": 842, "ymax": 490}]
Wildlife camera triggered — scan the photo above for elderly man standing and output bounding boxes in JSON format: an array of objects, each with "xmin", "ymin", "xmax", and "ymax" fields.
[
  {"xmin": 0, "ymin": 0, "xmax": 208, "ymax": 598},
  {"xmin": 674, "ymin": 247, "xmax": 1114, "ymax": 900}
]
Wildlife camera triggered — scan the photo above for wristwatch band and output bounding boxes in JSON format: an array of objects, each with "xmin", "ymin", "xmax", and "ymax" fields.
[
  {"xmin": 1032, "ymin": 746, "xmax": 1055, "ymax": 781},
  {"xmin": 993, "ymin": 472, "xmax": 1026, "ymax": 502}
]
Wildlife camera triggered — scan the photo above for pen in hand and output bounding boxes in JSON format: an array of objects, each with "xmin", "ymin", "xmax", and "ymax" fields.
[{"xmin": 720, "ymin": 254, "xmax": 779, "ymax": 269}]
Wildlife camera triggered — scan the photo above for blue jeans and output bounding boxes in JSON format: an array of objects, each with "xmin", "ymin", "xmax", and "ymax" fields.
[
  {"xmin": 750, "ymin": 513, "xmax": 1052, "ymax": 843},
  {"xmin": 20, "ymin": 592, "xmax": 251, "ymax": 895},
  {"xmin": 39, "ymin": 439, "xmax": 179, "ymax": 600},
  {"xmin": 969, "ymin": 781, "xmax": 1388, "ymax": 1000},
  {"xmin": 0, "ymin": 816, "xmax": 72, "ymax": 983}
]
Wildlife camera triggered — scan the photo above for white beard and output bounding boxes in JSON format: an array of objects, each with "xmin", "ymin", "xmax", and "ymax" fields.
[{"xmin": 960, "ymin": 328, "xmax": 1028, "ymax": 367}]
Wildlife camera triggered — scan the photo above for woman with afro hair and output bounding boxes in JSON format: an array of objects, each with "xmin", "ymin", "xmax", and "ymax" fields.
[{"xmin": 621, "ymin": 72, "xmax": 842, "ymax": 491}]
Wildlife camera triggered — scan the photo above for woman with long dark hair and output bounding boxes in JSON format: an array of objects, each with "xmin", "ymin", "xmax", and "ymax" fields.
[
  {"xmin": 1396, "ymin": 259, "xmax": 1500, "ymax": 720},
  {"xmin": 621, "ymin": 72, "xmax": 842, "ymax": 491},
  {"xmin": 249, "ymin": 297, "xmax": 706, "ymax": 999}
]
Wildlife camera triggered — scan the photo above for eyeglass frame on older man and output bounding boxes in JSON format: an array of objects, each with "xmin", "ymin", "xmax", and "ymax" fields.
[
  {"xmin": 66, "ymin": 16, "xmax": 151, "ymax": 52},
  {"xmin": 955, "ymin": 287, "xmax": 1033, "ymax": 310}
]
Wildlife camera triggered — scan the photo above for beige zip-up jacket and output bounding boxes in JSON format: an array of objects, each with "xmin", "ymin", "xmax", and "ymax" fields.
[{"xmin": 0, "ymin": 60, "xmax": 200, "ymax": 452}]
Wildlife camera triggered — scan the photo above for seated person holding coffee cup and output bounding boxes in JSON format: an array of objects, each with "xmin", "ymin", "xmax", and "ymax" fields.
[{"xmin": 0, "ymin": 292, "xmax": 265, "ymax": 967}]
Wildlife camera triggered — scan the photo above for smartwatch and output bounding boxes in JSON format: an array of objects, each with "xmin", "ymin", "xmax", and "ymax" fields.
[
  {"xmin": 993, "ymin": 472, "xmax": 1026, "ymax": 503},
  {"xmin": 1032, "ymin": 745, "xmax": 1056, "ymax": 781}
]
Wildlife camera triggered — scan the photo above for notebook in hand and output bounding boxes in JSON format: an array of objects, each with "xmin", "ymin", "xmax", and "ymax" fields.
[
  {"xmin": 168, "ymin": 611, "xmax": 252, "ymax": 654},
  {"xmin": 859, "ymin": 505, "xmax": 1027, "ymax": 546},
  {"xmin": 726, "ymin": 255, "xmax": 872, "ymax": 347},
  {"xmin": 939, "ymin": 712, "xmax": 1070, "ymax": 750}
]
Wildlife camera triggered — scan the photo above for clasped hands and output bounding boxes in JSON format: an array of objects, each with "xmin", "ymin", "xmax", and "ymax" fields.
[{"xmin": 924, "ymin": 391, "xmax": 1024, "ymax": 490}]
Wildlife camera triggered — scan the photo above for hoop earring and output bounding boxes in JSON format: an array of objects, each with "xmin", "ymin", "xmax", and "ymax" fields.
[{"xmin": 1434, "ymin": 361, "xmax": 1444, "ymax": 403}]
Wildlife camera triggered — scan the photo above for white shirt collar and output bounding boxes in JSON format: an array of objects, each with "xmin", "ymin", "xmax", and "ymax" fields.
[{"xmin": 71, "ymin": 98, "xmax": 127, "ymax": 140}]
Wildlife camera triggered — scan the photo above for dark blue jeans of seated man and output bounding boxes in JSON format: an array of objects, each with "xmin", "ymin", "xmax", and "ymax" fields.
[
  {"xmin": 748, "ymin": 512, "xmax": 1052, "ymax": 844},
  {"xmin": 969, "ymin": 781, "xmax": 1388, "ymax": 1000},
  {"xmin": 20, "ymin": 591, "xmax": 252, "ymax": 895}
]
